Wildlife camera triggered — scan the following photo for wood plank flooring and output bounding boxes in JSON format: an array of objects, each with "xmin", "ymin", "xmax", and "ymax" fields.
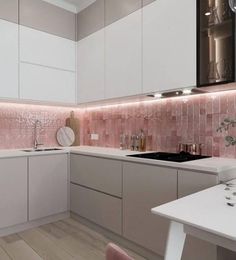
[{"xmin": 0, "ymin": 218, "xmax": 146, "ymax": 260}]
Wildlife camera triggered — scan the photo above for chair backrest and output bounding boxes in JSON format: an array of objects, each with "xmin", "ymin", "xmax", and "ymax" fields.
[{"xmin": 106, "ymin": 243, "xmax": 134, "ymax": 260}]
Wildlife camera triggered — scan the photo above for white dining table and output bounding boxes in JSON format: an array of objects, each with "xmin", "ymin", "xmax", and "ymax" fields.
[{"xmin": 152, "ymin": 179, "xmax": 236, "ymax": 260}]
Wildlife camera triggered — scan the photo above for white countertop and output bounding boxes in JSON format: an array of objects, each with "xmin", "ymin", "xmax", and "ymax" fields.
[
  {"xmin": 152, "ymin": 179, "xmax": 236, "ymax": 241},
  {"xmin": 70, "ymin": 146, "xmax": 236, "ymax": 174},
  {"xmin": 1, "ymin": 145, "xmax": 236, "ymax": 174}
]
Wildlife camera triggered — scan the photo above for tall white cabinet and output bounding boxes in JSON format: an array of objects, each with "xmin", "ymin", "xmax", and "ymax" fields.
[
  {"xmin": 77, "ymin": 29, "xmax": 105, "ymax": 103},
  {"xmin": 105, "ymin": 9, "xmax": 142, "ymax": 99},
  {"xmin": 0, "ymin": 19, "xmax": 18, "ymax": 99},
  {"xmin": 143, "ymin": 0, "xmax": 196, "ymax": 94}
]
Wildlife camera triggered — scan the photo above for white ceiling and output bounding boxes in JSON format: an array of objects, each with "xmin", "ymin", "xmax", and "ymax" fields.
[{"xmin": 42, "ymin": 0, "xmax": 96, "ymax": 13}]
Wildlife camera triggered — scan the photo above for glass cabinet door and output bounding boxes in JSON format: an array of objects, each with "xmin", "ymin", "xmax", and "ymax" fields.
[{"xmin": 198, "ymin": 0, "xmax": 235, "ymax": 86}]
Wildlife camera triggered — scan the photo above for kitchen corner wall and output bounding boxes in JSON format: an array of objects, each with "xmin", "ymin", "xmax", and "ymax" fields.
[
  {"xmin": 79, "ymin": 86, "xmax": 236, "ymax": 158},
  {"xmin": 1, "ymin": 87, "xmax": 236, "ymax": 157},
  {"xmin": 0, "ymin": 103, "xmax": 73, "ymax": 149}
]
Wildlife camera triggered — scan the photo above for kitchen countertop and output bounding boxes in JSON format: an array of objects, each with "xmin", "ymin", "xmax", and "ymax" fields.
[
  {"xmin": 70, "ymin": 146, "xmax": 236, "ymax": 174},
  {"xmin": 151, "ymin": 179, "xmax": 236, "ymax": 241},
  {"xmin": 1, "ymin": 145, "xmax": 236, "ymax": 174}
]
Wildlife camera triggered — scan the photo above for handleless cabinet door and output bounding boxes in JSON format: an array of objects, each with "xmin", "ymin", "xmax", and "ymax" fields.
[
  {"xmin": 77, "ymin": 29, "xmax": 105, "ymax": 103},
  {"xmin": 29, "ymin": 154, "xmax": 68, "ymax": 221},
  {"xmin": 20, "ymin": 26, "xmax": 76, "ymax": 71},
  {"xmin": 143, "ymin": 0, "xmax": 196, "ymax": 93},
  {"xmin": 178, "ymin": 170, "xmax": 218, "ymax": 260},
  {"xmin": 123, "ymin": 162, "xmax": 177, "ymax": 256},
  {"xmin": 105, "ymin": 9, "xmax": 142, "ymax": 99},
  {"xmin": 20, "ymin": 63, "xmax": 76, "ymax": 104},
  {"xmin": 0, "ymin": 19, "xmax": 18, "ymax": 99},
  {"xmin": 0, "ymin": 157, "xmax": 27, "ymax": 228}
]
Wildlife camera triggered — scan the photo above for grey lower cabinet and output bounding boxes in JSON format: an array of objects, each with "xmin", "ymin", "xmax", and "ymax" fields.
[
  {"xmin": 179, "ymin": 170, "xmax": 218, "ymax": 260},
  {"xmin": 71, "ymin": 184, "xmax": 122, "ymax": 234},
  {"xmin": 0, "ymin": 157, "xmax": 27, "ymax": 228},
  {"xmin": 29, "ymin": 154, "xmax": 68, "ymax": 221},
  {"xmin": 70, "ymin": 154, "xmax": 122, "ymax": 234},
  {"xmin": 71, "ymin": 154, "xmax": 122, "ymax": 197},
  {"xmin": 123, "ymin": 162, "xmax": 178, "ymax": 256}
]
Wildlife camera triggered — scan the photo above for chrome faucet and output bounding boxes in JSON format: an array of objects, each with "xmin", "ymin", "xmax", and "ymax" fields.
[{"xmin": 34, "ymin": 120, "xmax": 44, "ymax": 150}]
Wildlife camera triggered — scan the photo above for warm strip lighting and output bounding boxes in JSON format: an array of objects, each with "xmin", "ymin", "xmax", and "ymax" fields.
[
  {"xmin": 154, "ymin": 93, "xmax": 163, "ymax": 98},
  {"xmin": 183, "ymin": 89, "xmax": 192, "ymax": 95},
  {"xmin": 205, "ymin": 11, "xmax": 211, "ymax": 16},
  {"xmin": 82, "ymin": 89, "xmax": 236, "ymax": 111}
]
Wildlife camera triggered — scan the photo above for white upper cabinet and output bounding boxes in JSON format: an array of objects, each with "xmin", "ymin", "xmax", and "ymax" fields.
[
  {"xmin": 20, "ymin": 63, "xmax": 76, "ymax": 104},
  {"xmin": 19, "ymin": 25, "xmax": 76, "ymax": 104},
  {"xmin": 143, "ymin": 0, "xmax": 196, "ymax": 94},
  {"xmin": 77, "ymin": 29, "xmax": 105, "ymax": 103},
  {"xmin": 20, "ymin": 26, "xmax": 76, "ymax": 71},
  {"xmin": 0, "ymin": 19, "xmax": 18, "ymax": 99},
  {"xmin": 105, "ymin": 9, "xmax": 142, "ymax": 99}
]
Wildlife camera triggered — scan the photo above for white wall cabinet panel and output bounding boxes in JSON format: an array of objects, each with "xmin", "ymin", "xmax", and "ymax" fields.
[
  {"xmin": 20, "ymin": 26, "xmax": 76, "ymax": 71},
  {"xmin": 105, "ymin": 10, "xmax": 142, "ymax": 99},
  {"xmin": 0, "ymin": 19, "xmax": 18, "ymax": 99},
  {"xmin": 20, "ymin": 63, "xmax": 76, "ymax": 104},
  {"xmin": 143, "ymin": 0, "xmax": 196, "ymax": 93},
  {"xmin": 77, "ymin": 29, "xmax": 105, "ymax": 103},
  {"xmin": 29, "ymin": 154, "xmax": 68, "ymax": 221},
  {"xmin": 0, "ymin": 158, "xmax": 27, "ymax": 228}
]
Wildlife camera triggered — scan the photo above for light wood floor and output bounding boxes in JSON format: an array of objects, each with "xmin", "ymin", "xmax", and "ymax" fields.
[{"xmin": 0, "ymin": 218, "xmax": 146, "ymax": 260}]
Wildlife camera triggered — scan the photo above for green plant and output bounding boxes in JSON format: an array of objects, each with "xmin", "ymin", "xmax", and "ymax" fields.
[{"xmin": 217, "ymin": 118, "xmax": 236, "ymax": 147}]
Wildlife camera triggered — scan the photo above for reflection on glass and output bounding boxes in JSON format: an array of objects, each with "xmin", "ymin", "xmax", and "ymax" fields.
[{"xmin": 198, "ymin": 0, "xmax": 234, "ymax": 86}]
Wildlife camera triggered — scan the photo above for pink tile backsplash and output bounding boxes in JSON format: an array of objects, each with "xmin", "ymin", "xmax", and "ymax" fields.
[
  {"xmin": 1, "ymin": 88, "xmax": 236, "ymax": 158},
  {"xmin": 0, "ymin": 103, "xmax": 72, "ymax": 149},
  {"xmin": 79, "ymin": 89, "xmax": 236, "ymax": 158}
]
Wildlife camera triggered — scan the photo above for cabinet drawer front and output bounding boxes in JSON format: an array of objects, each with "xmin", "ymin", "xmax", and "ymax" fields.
[
  {"xmin": 70, "ymin": 184, "xmax": 122, "ymax": 235},
  {"xmin": 71, "ymin": 154, "xmax": 122, "ymax": 197}
]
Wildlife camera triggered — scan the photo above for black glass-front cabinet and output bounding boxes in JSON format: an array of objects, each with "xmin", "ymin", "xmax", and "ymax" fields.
[{"xmin": 198, "ymin": 0, "xmax": 235, "ymax": 86}]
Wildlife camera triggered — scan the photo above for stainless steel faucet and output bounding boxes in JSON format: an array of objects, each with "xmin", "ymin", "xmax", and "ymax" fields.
[{"xmin": 34, "ymin": 120, "xmax": 44, "ymax": 150}]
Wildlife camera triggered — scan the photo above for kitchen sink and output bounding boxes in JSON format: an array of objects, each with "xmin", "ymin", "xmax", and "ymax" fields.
[{"xmin": 22, "ymin": 148, "xmax": 62, "ymax": 152}]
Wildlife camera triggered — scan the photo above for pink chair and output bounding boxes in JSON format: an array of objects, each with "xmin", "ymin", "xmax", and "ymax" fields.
[{"xmin": 106, "ymin": 243, "xmax": 134, "ymax": 260}]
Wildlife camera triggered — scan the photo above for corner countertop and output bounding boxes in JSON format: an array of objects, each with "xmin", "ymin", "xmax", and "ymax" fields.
[
  {"xmin": 1, "ymin": 145, "xmax": 236, "ymax": 174},
  {"xmin": 151, "ymin": 179, "xmax": 236, "ymax": 241},
  {"xmin": 70, "ymin": 146, "xmax": 236, "ymax": 174}
]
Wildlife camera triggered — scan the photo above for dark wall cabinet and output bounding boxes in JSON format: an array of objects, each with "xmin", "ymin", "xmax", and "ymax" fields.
[{"xmin": 198, "ymin": 0, "xmax": 235, "ymax": 87}]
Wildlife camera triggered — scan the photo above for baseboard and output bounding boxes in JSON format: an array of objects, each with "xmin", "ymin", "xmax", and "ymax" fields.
[
  {"xmin": 0, "ymin": 212, "xmax": 70, "ymax": 237},
  {"xmin": 71, "ymin": 212, "xmax": 163, "ymax": 260}
]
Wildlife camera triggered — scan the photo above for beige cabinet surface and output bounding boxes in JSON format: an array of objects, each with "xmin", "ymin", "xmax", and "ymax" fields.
[
  {"xmin": 70, "ymin": 184, "xmax": 122, "ymax": 235},
  {"xmin": 71, "ymin": 154, "xmax": 122, "ymax": 197},
  {"xmin": 29, "ymin": 154, "xmax": 68, "ymax": 221},
  {"xmin": 178, "ymin": 170, "xmax": 218, "ymax": 260},
  {"xmin": 0, "ymin": 157, "xmax": 27, "ymax": 228},
  {"xmin": 123, "ymin": 162, "xmax": 177, "ymax": 256}
]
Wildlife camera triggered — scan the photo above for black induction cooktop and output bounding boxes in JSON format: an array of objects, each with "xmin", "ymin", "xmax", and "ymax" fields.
[{"xmin": 127, "ymin": 151, "xmax": 210, "ymax": 163}]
